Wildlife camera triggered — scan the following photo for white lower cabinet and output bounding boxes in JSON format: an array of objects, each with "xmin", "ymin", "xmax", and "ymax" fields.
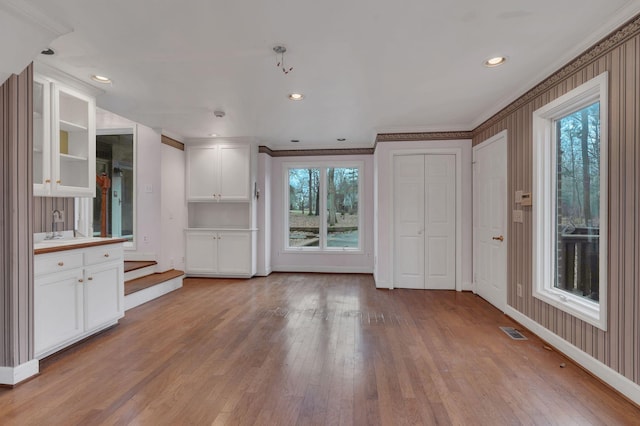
[
  {"xmin": 34, "ymin": 243, "xmax": 124, "ymax": 359},
  {"xmin": 185, "ymin": 230, "xmax": 252, "ymax": 276}
]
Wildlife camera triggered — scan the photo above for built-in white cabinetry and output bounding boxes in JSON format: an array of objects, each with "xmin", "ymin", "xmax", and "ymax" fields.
[
  {"xmin": 185, "ymin": 140, "xmax": 257, "ymax": 277},
  {"xmin": 33, "ymin": 74, "xmax": 96, "ymax": 197},
  {"xmin": 185, "ymin": 230, "xmax": 253, "ymax": 275},
  {"xmin": 187, "ymin": 144, "xmax": 250, "ymax": 201},
  {"xmin": 34, "ymin": 243, "xmax": 124, "ymax": 359}
]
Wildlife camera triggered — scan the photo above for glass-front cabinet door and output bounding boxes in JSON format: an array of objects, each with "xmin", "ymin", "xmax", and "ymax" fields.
[
  {"xmin": 33, "ymin": 76, "xmax": 51, "ymax": 195},
  {"xmin": 52, "ymin": 84, "xmax": 95, "ymax": 197},
  {"xmin": 33, "ymin": 74, "xmax": 96, "ymax": 198}
]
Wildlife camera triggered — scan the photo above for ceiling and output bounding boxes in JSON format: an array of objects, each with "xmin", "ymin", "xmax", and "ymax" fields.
[{"xmin": 7, "ymin": 0, "xmax": 640, "ymax": 148}]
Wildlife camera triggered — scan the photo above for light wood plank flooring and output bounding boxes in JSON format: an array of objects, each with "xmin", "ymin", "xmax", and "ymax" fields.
[{"xmin": 1, "ymin": 273, "xmax": 638, "ymax": 425}]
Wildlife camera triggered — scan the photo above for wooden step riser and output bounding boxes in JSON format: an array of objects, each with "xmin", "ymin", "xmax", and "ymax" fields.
[
  {"xmin": 124, "ymin": 275, "xmax": 183, "ymax": 311},
  {"xmin": 124, "ymin": 265, "xmax": 157, "ymax": 282}
]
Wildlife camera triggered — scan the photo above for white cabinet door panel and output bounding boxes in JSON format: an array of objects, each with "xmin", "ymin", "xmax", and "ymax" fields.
[
  {"xmin": 219, "ymin": 145, "xmax": 250, "ymax": 201},
  {"xmin": 85, "ymin": 262, "xmax": 124, "ymax": 331},
  {"xmin": 35, "ymin": 269, "xmax": 84, "ymax": 356},
  {"xmin": 187, "ymin": 146, "xmax": 218, "ymax": 200},
  {"xmin": 217, "ymin": 232, "xmax": 251, "ymax": 274},
  {"xmin": 186, "ymin": 231, "xmax": 218, "ymax": 273}
]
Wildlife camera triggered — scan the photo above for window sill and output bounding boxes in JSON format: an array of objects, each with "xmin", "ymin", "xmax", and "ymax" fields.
[{"xmin": 533, "ymin": 287, "xmax": 606, "ymax": 331}]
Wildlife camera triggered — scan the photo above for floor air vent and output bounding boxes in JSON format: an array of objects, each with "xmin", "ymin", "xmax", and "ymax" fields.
[{"xmin": 500, "ymin": 326, "xmax": 527, "ymax": 340}]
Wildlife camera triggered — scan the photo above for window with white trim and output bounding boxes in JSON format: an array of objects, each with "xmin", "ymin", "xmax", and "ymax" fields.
[
  {"xmin": 532, "ymin": 72, "xmax": 608, "ymax": 330},
  {"xmin": 285, "ymin": 163, "xmax": 362, "ymax": 251}
]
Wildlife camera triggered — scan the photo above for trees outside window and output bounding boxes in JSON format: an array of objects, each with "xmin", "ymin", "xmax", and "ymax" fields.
[{"xmin": 287, "ymin": 165, "xmax": 361, "ymax": 250}]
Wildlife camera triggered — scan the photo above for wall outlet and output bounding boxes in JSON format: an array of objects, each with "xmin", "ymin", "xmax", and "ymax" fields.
[
  {"xmin": 517, "ymin": 283, "xmax": 523, "ymax": 297},
  {"xmin": 143, "ymin": 235, "xmax": 149, "ymax": 243}
]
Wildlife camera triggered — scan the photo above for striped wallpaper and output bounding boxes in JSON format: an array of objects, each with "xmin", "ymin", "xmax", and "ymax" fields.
[
  {"xmin": 473, "ymin": 16, "xmax": 640, "ymax": 385},
  {"xmin": 0, "ymin": 64, "xmax": 33, "ymax": 367}
]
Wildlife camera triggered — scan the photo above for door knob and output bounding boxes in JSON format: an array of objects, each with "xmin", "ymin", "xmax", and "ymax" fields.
[{"xmin": 492, "ymin": 235, "xmax": 504, "ymax": 242}]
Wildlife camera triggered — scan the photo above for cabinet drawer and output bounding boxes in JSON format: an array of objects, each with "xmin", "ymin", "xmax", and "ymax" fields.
[
  {"xmin": 84, "ymin": 245, "xmax": 123, "ymax": 265},
  {"xmin": 35, "ymin": 251, "xmax": 84, "ymax": 275}
]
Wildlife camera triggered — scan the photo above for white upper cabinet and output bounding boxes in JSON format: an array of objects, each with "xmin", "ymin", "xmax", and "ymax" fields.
[
  {"xmin": 33, "ymin": 75, "xmax": 96, "ymax": 197},
  {"xmin": 187, "ymin": 143, "xmax": 250, "ymax": 201}
]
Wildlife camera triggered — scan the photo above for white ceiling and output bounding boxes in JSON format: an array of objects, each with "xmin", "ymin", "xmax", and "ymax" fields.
[{"xmin": 12, "ymin": 0, "xmax": 640, "ymax": 148}]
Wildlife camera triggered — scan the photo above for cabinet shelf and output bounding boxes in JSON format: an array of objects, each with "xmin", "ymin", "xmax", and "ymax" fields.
[
  {"xmin": 60, "ymin": 119, "xmax": 88, "ymax": 132},
  {"xmin": 60, "ymin": 153, "xmax": 88, "ymax": 162}
]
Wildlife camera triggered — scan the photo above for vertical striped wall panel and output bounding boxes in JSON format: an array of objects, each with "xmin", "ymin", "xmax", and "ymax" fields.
[
  {"xmin": 0, "ymin": 64, "xmax": 33, "ymax": 366},
  {"xmin": 473, "ymin": 18, "xmax": 640, "ymax": 385},
  {"xmin": 33, "ymin": 197, "xmax": 75, "ymax": 233}
]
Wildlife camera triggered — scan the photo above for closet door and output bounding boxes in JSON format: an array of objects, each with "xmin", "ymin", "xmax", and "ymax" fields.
[
  {"xmin": 424, "ymin": 155, "xmax": 456, "ymax": 289},
  {"xmin": 393, "ymin": 155, "xmax": 426, "ymax": 289},
  {"xmin": 393, "ymin": 154, "xmax": 456, "ymax": 289}
]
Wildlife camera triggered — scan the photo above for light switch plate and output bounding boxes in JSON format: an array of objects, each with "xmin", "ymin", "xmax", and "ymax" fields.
[
  {"xmin": 515, "ymin": 190, "xmax": 523, "ymax": 203},
  {"xmin": 513, "ymin": 210, "xmax": 524, "ymax": 223}
]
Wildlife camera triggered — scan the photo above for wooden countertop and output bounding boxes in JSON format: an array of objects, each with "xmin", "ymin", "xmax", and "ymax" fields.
[{"xmin": 34, "ymin": 238, "xmax": 128, "ymax": 255}]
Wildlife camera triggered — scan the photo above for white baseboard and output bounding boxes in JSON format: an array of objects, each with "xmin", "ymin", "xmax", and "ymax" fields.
[
  {"xmin": 506, "ymin": 306, "xmax": 640, "ymax": 406},
  {"xmin": 125, "ymin": 275, "xmax": 183, "ymax": 311},
  {"xmin": 271, "ymin": 265, "xmax": 373, "ymax": 274},
  {"xmin": 374, "ymin": 280, "xmax": 394, "ymax": 289},
  {"xmin": 0, "ymin": 359, "xmax": 39, "ymax": 385},
  {"xmin": 256, "ymin": 267, "xmax": 273, "ymax": 277}
]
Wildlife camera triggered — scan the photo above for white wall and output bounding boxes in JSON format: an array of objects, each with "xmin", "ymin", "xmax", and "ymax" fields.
[
  {"xmin": 159, "ymin": 143, "xmax": 186, "ymax": 272},
  {"xmin": 269, "ymin": 154, "xmax": 374, "ymax": 273},
  {"xmin": 133, "ymin": 124, "xmax": 162, "ymax": 261},
  {"xmin": 374, "ymin": 139, "xmax": 473, "ymax": 290},
  {"xmin": 256, "ymin": 153, "xmax": 272, "ymax": 275}
]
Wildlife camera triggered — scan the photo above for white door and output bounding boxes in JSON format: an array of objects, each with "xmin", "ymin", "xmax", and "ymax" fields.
[
  {"xmin": 394, "ymin": 154, "xmax": 456, "ymax": 289},
  {"xmin": 473, "ymin": 131, "xmax": 508, "ymax": 312},
  {"xmin": 424, "ymin": 155, "xmax": 456, "ymax": 289},
  {"xmin": 394, "ymin": 155, "xmax": 425, "ymax": 289}
]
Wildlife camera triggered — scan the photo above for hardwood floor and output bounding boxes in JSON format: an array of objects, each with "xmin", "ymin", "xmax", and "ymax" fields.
[{"xmin": 1, "ymin": 273, "xmax": 638, "ymax": 425}]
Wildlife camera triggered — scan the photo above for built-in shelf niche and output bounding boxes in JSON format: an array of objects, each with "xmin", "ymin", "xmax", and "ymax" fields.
[{"xmin": 188, "ymin": 202, "xmax": 250, "ymax": 229}]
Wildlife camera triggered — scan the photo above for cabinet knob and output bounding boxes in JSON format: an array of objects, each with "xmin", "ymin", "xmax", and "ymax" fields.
[
  {"xmin": 45, "ymin": 179, "xmax": 51, "ymax": 183},
  {"xmin": 78, "ymin": 278, "xmax": 84, "ymax": 283},
  {"xmin": 104, "ymin": 253, "xmax": 110, "ymax": 257},
  {"xmin": 88, "ymin": 277, "xmax": 93, "ymax": 281},
  {"xmin": 57, "ymin": 261, "xmax": 64, "ymax": 266},
  {"xmin": 56, "ymin": 180, "xmax": 61, "ymax": 184}
]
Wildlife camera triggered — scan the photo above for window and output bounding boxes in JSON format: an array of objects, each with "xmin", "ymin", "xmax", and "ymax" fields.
[
  {"xmin": 286, "ymin": 163, "xmax": 362, "ymax": 251},
  {"xmin": 532, "ymin": 72, "xmax": 608, "ymax": 330}
]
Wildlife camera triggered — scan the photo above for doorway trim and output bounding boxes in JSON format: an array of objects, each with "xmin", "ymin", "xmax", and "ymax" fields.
[{"xmin": 389, "ymin": 147, "xmax": 463, "ymax": 290}]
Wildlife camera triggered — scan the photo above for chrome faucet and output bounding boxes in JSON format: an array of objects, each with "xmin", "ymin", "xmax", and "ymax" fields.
[{"xmin": 50, "ymin": 209, "xmax": 62, "ymax": 239}]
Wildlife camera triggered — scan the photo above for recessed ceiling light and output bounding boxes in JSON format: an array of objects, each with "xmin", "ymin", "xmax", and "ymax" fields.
[
  {"xmin": 209, "ymin": 133, "xmax": 218, "ymax": 137},
  {"xmin": 484, "ymin": 56, "xmax": 507, "ymax": 67},
  {"xmin": 41, "ymin": 48, "xmax": 55, "ymax": 55},
  {"xmin": 91, "ymin": 74, "xmax": 112, "ymax": 84},
  {"xmin": 288, "ymin": 93, "xmax": 304, "ymax": 101},
  {"xmin": 337, "ymin": 138, "xmax": 346, "ymax": 142},
  {"xmin": 291, "ymin": 139, "xmax": 300, "ymax": 143}
]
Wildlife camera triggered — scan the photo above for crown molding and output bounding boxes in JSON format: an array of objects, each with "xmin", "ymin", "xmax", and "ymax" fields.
[
  {"xmin": 474, "ymin": 12, "xmax": 640, "ymax": 135},
  {"xmin": 35, "ymin": 61, "xmax": 105, "ymax": 97},
  {"xmin": 258, "ymin": 146, "xmax": 374, "ymax": 157},
  {"xmin": 375, "ymin": 131, "xmax": 473, "ymax": 143}
]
